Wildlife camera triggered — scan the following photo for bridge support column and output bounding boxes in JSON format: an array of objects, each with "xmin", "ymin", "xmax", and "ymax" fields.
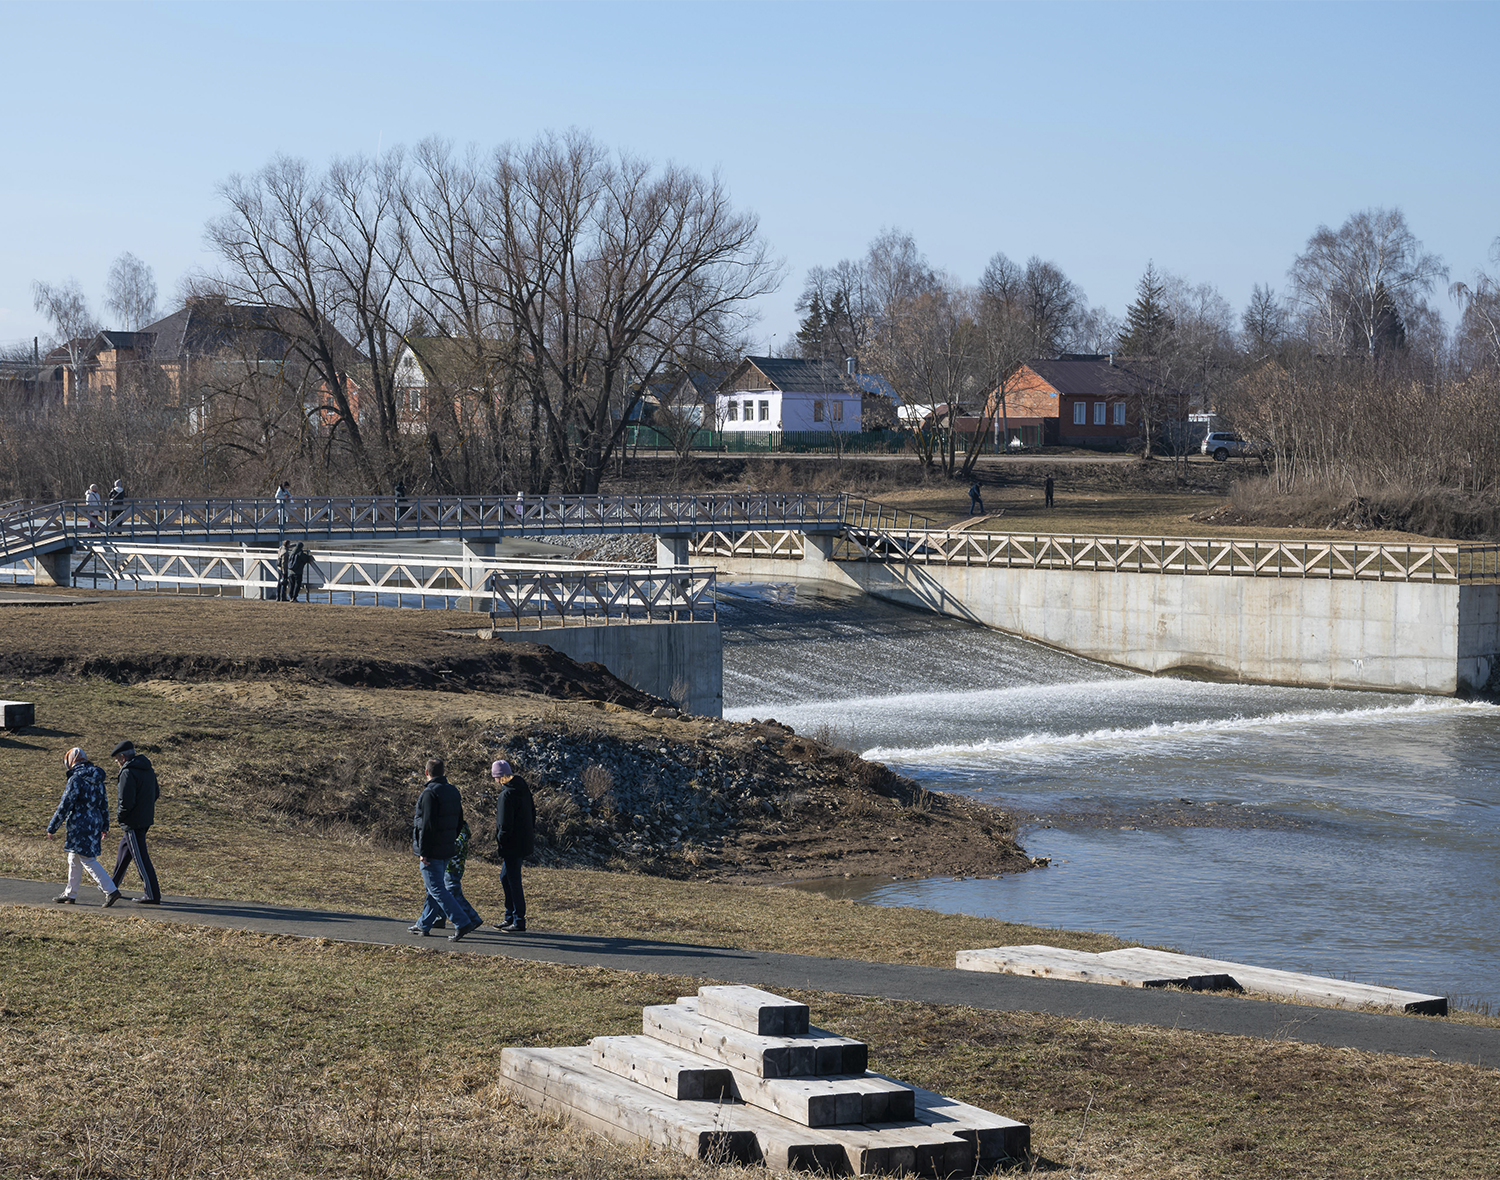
[
  {"xmin": 799, "ymin": 533, "xmax": 835, "ymax": 578},
  {"xmin": 33, "ymin": 547, "xmax": 74, "ymax": 587},
  {"xmin": 462, "ymin": 540, "xmax": 496, "ymax": 613},
  {"xmin": 242, "ymin": 547, "xmax": 271, "ymax": 599},
  {"xmin": 656, "ymin": 535, "xmax": 691, "ymax": 567}
]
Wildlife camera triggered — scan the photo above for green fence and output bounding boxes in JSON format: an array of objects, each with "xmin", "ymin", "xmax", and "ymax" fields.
[{"xmin": 621, "ymin": 427, "xmax": 912, "ymax": 454}]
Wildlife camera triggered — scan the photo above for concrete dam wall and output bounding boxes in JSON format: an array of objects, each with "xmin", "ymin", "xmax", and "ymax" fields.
[{"xmin": 701, "ymin": 535, "xmax": 1500, "ymax": 696}]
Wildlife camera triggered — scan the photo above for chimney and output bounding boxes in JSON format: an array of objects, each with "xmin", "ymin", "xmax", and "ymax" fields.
[
  {"xmin": 1108, "ymin": 352, "xmax": 1114, "ymax": 366},
  {"xmin": 845, "ymin": 356, "xmax": 855, "ymax": 375}
]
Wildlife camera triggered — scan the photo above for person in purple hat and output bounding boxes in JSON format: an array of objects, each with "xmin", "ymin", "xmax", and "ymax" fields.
[{"xmin": 490, "ymin": 760, "xmax": 534, "ymax": 933}]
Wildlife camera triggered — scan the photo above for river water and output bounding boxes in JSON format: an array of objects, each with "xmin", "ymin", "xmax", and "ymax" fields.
[{"xmin": 718, "ymin": 579, "xmax": 1500, "ymax": 1008}]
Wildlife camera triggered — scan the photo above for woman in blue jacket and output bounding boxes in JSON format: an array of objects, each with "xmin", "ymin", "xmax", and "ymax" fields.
[{"xmin": 46, "ymin": 748, "xmax": 122, "ymax": 906}]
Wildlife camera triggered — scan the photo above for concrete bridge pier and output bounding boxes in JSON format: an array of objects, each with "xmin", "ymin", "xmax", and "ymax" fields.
[
  {"xmin": 655, "ymin": 535, "xmax": 691, "ymax": 567},
  {"xmin": 462, "ymin": 539, "xmax": 497, "ymax": 613},
  {"xmin": 32, "ymin": 547, "xmax": 73, "ymax": 588}
]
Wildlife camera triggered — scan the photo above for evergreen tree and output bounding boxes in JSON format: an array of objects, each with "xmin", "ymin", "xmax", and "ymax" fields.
[
  {"xmin": 1118, "ymin": 262, "xmax": 1174, "ymax": 355},
  {"xmin": 796, "ymin": 291, "xmax": 828, "ymax": 358}
]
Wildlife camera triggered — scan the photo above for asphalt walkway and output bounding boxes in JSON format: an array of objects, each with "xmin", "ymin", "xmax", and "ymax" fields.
[{"xmin": 4, "ymin": 876, "xmax": 1494, "ymax": 1069}]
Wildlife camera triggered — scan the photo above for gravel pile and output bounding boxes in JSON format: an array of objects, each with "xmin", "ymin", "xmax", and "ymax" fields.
[{"xmin": 485, "ymin": 718, "xmax": 792, "ymax": 870}]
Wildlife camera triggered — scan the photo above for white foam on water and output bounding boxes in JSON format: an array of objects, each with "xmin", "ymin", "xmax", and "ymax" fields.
[{"xmin": 860, "ymin": 697, "xmax": 1498, "ymax": 763}]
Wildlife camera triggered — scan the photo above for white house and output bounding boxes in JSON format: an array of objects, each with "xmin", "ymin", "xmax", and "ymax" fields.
[{"xmin": 714, "ymin": 356, "xmax": 862, "ymax": 433}]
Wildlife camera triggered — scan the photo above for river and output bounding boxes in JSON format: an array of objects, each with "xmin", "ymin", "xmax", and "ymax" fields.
[{"xmin": 718, "ymin": 578, "xmax": 1500, "ymax": 1009}]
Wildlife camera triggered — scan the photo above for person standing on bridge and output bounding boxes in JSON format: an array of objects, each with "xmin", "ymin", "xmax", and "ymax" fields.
[
  {"xmin": 107, "ymin": 479, "xmax": 126, "ymax": 526},
  {"xmin": 513, "ymin": 490, "xmax": 524, "ymax": 523},
  {"xmin": 84, "ymin": 484, "xmax": 103, "ymax": 531},
  {"xmin": 275, "ymin": 481, "xmax": 291, "ymax": 528},
  {"xmin": 47, "ymin": 748, "xmax": 122, "ymax": 907},
  {"xmin": 110, "ymin": 740, "xmax": 162, "ymax": 905}
]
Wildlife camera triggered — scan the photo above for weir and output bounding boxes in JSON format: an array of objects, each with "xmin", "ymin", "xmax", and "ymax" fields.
[{"xmin": 694, "ymin": 527, "xmax": 1500, "ymax": 697}]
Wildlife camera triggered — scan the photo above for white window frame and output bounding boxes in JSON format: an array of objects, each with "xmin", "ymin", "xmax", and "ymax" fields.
[
  {"xmin": 759, "ymin": 400, "xmax": 770, "ymax": 421},
  {"xmin": 1094, "ymin": 401, "xmax": 1106, "ymax": 425},
  {"xmin": 726, "ymin": 401, "xmax": 737, "ymax": 422},
  {"xmin": 1073, "ymin": 401, "xmax": 1087, "ymax": 425},
  {"xmin": 1113, "ymin": 402, "xmax": 1126, "ymax": 426},
  {"xmin": 830, "ymin": 400, "xmax": 843, "ymax": 423}
]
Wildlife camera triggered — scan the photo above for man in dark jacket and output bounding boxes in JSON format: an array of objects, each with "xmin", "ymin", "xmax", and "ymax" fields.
[
  {"xmin": 491, "ymin": 759, "xmax": 535, "ymax": 933},
  {"xmin": 412, "ymin": 758, "xmax": 479, "ymax": 941},
  {"xmin": 109, "ymin": 740, "xmax": 162, "ymax": 904}
]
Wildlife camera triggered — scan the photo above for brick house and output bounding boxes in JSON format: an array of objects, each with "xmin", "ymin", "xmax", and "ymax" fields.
[{"xmin": 987, "ymin": 354, "xmax": 1175, "ymax": 449}]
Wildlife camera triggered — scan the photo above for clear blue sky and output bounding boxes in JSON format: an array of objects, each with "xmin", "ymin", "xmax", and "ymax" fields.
[{"xmin": 2, "ymin": 0, "xmax": 1496, "ymax": 352}]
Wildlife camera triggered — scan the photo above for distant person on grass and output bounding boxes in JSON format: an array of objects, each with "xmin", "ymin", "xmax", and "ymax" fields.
[
  {"xmin": 968, "ymin": 481, "xmax": 983, "ymax": 514},
  {"xmin": 491, "ymin": 759, "xmax": 535, "ymax": 934},
  {"xmin": 47, "ymin": 748, "xmax": 122, "ymax": 907},
  {"xmin": 1044, "ymin": 473, "xmax": 1055, "ymax": 509},
  {"xmin": 110, "ymin": 740, "xmax": 162, "ymax": 905},
  {"xmin": 288, "ymin": 543, "xmax": 316, "ymax": 602},
  {"xmin": 412, "ymin": 757, "xmax": 480, "ymax": 941},
  {"xmin": 275, "ymin": 539, "xmax": 293, "ymax": 601}
]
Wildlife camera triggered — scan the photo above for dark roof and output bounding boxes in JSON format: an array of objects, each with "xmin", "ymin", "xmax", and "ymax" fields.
[
  {"xmin": 94, "ymin": 330, "xmax": 148, "ymax": 351},
  {"xmin": 721, "ymin": 356, "xmax": 854, "ymax": 394},
  {"xmin": 1022, "ymin": 357, "xmax": 1144, "ymax": 398},
  {"xmin": 138, "ymin": 300, "xmax": 363, "ymax": 370},
  {"xmin": 685, "ymin": 368, "xmax": 724, "ymax": 396}
]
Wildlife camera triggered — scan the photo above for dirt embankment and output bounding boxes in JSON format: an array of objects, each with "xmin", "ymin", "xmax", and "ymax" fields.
[{"xmin": 4, "ymin": 596, "xmax": 1031, "ymax": 883}]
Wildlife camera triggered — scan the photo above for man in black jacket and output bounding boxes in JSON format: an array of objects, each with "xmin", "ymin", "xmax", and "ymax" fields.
[
  {"xmin": 490, "ymin": 759, "xmax": 535, "ymax": 933},
  {"xmin": 109, "ymin": 740, "xmax": 162, "ymax": 904},
  {"xmin": 412, "ymin": 758, "xmax": 479, "ymax": 941}
]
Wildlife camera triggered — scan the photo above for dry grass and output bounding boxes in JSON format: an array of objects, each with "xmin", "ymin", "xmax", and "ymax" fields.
[{"xmin": 5, "ymin": 911, "xmax": 1499, "ymax": 1180}]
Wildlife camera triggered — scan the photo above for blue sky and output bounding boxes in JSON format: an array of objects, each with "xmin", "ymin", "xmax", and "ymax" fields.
[{"xmin": 2, "ymin": 0, "xmax": 1497, "ymax": 352}]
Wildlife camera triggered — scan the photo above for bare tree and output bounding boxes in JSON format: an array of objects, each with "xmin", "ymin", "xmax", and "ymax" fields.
[
  {"xmin": 103, "ymin": 253, "xmax": 159, "ymax": 330},
  {"xmin": 1287, "ymin": 207, "xmax": 1447, "ymax": 359},
  {"xmin": 979, "ymin": 252, "xmax": 1083, "ymax": 356},
  {"xmin": 1241, "ymin": 283, "xmax": 1287, "ymax": 356},
  {"xmin": 31, "ymin": 278, "xmax": 101, "ymax": 398},
  {"xmin": 1450, "ymin": 235, "xmax": 1500, "ymax": 371}
]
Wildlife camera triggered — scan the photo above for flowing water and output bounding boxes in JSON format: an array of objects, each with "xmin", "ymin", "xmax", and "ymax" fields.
[{"xmin": 719, "ymin": 579, "xmax": 1500, "ymax": 1007}]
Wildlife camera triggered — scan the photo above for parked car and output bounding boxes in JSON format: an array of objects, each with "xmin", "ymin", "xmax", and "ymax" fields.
[{"xmin": 1201, "ymin": 431, "xmax": 1254, "ymax": 461}]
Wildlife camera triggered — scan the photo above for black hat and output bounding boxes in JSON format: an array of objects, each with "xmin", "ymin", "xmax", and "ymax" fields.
[{"xmin": 110, "ymin": 740, "xmax": 135, "ymax": 757}]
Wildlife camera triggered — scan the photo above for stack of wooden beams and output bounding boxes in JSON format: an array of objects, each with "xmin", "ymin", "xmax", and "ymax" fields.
[{"xmin": 499, "ymin": 984, "xmax": 1030, "ymax": 1176}]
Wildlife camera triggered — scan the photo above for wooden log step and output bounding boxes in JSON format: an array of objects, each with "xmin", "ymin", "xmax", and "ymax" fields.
[
  {"xmin": 498, "ymin": 1046, "xmax": 761, "ymax": 1164},
  {"xmin": 590, "ymin": 1035, "xmax": 732, "ymax": 1101},
  {"xmin": 955, "ymin": 944, "xmax": 1236, "ymax": 990},
  {"xmin": 644, "ymin": 997, "xmax": 868, "ymax": 1079},
  {"xmin": 726, "ymin": 1065, "xmax": 916, "ymax": 1127},
  {"xmin": 697, "ymin": 984, "xmax": 810, "ymax": 1035},
  {"xmin": 1096, "ymin": 948, "xmax": 1448, "ymax": 1016},
  {"xmin": 907, "ymin": 1080, "xmax": 1032, "ymax": 1163}
]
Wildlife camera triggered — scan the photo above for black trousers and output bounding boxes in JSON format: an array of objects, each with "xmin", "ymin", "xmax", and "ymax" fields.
[{"xmin": 111, "ymin": 828, "xmax": 160, "ymax": 902}]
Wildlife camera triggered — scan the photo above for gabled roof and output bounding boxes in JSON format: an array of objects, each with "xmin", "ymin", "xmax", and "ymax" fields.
[
  {"xmin": 138, "ymin": 300, "xmax": 360, "ymax": 368},
  {"xmin": 94, "ymin": 330, "xmax": 149, "ymax": 352},
  {"xmin": 721, "ymin": 355, "xmax": 855, "ymax": 394},
  {"xmin": 1019, "ymin": 356, "xmax": 1142, "ymax": 398}
]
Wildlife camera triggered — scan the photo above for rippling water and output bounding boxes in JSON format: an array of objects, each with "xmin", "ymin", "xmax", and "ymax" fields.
[{"xmin": 719, "ymin": 578, "xmax": 1500, "ymax": 1006}]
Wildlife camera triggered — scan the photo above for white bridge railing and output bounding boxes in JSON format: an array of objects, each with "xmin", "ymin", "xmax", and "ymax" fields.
[{"xmin": 62, "ymin": 544, "xmax": 715, "ymax": 627}]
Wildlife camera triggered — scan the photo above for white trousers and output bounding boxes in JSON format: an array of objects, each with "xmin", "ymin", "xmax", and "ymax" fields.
[{"xmin": 64, "ymin": 851, "xmax": 116, "ymax": 897}]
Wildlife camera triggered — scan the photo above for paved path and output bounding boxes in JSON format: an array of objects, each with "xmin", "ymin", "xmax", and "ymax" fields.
[{"xmin": 4, "ymin": 877, "xmax": 1493, "ymax": 1069}]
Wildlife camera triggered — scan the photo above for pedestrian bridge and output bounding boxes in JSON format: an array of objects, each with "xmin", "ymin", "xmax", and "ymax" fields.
[{"xmin": 0, "ymin": 491, "xmax": 883, "ymax": 585}]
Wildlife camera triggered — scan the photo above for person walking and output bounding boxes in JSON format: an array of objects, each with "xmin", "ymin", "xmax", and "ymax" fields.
[
  {"xmin": 968, "ymin": 481, "xmax": 984, "ymax": 514},
  {"xmin": 491, "ymin": 759, "xmax": 535, "ymax": 933},
  {"xmin": 410, "ymin": 817, "xmax": 482, "ymax": 936},
  {"xmin": 46, "ymin": 748, "xmax": 122, "ymax": 906},
  {"xmin": 109, "ymin": 740, "xmax": 162, "ymax": 904},
  {"xmin": 1044, "ymin": 473, "xmax": 1055, "ymax": 509},
  {"xmin": 84, "ymin": 484, "xmax": 103, "ymax": 531},
  {"xmin": 288, "ymin": 543, "xmax": 316, "ymax": 602},
  {"xmin": 107, "ymin": 479, "xmax": 126, "ymax": 526},
  {"xmin": 412, "ymin": 758, "xmax": 479, "ymax": 941},
  {"xmin": 275, "ymin": 539, "xmax": 293, "ymax": 601},
  {"xmin": 513, "ymin": 490, "xmax": 524, "ymax": 522}
]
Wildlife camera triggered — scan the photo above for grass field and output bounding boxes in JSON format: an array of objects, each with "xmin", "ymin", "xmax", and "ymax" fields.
[{"xmin": 6, "ymin": 910, "xmax": 1499, "ymax": 1180}]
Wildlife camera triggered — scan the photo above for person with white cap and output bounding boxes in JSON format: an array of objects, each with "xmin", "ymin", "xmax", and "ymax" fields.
[
  {"xmin": 46, "ymin": 748, "xmax": 122, "ymax": 906},
  {"xmin": 491, "ymin": 759, "xmax": 535, "ymax": 933},
  {"xmin": 106, "ymin": 478, "xmax": 126, "ymax": 526},
  {"xmin": 83, "ymin": 483, "xmax": 103, "ymax": 531}
]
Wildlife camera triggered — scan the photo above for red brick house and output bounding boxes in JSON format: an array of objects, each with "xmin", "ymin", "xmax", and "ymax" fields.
[{"xmin": 987, "ymin": 354, "xmax": 1183, "ymax": 449}]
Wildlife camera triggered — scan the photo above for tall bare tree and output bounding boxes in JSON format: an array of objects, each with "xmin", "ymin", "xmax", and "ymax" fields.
[
  {"xmin": 1287, "ymin": 207, "xmax": 1447, "ymax": 359},
  {"xmin": 30, "ymin": 278, "xmax": 101, "ymax": 398},
  {"xmin": 103, "ymin": 252, "xmax": 159, "ymax": 330},
  {"xmin": 1450, "ymin": 235, "xmax": 1500, "ymax": 371}
]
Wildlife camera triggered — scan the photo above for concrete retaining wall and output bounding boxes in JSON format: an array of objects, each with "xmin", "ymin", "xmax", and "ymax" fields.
[
  {"xmin": 702, "ymin": 538, "xmax": 1500, "ymax": 696},
  {"xmin": 490, "ymin": 621, "xmax": 723, "ymax": 717}
]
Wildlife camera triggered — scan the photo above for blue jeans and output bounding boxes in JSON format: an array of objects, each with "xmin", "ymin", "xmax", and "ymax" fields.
[
  {"xmin": 420, "ymin": 864, "xmax": 481, "ymax": 929},
  {"xmin": 418, "ymin": 859, "xmax": 469, "ymax": 929},
  {"xmin": 500, "ymin": 855, "xmax": 526, "ymax": 926}
]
